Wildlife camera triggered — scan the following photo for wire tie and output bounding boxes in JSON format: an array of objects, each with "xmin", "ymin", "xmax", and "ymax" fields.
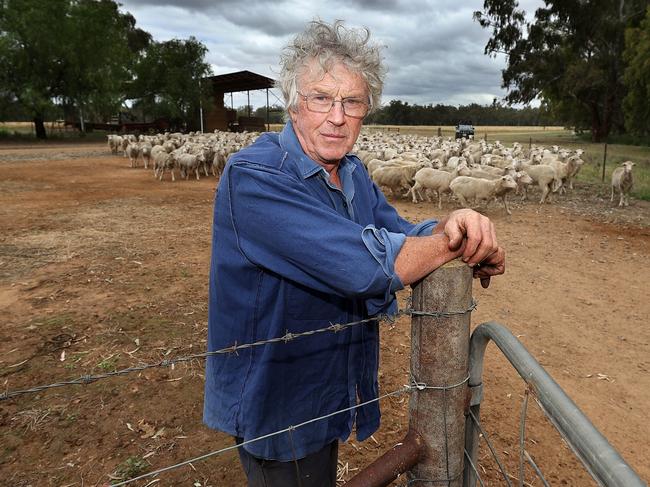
[
  {"xmin": 81, "ymin": 375, "xmax": 94, "ymax": 384},
  {"xmin": 283, "ymin": 332, "xmax": 295, "ymax": 343},
  {"xmin": 160, "ymin": 359, "xmax": 170, "ymax": 367},
  {"xmin": 329, "ymin": 323, "xmax": 342, "ymax": 332}
]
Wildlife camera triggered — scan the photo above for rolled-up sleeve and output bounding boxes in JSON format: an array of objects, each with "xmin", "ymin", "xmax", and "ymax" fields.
[{"xmin": 361, "ymin": 225, "xmax": 406, "ymax": 315}]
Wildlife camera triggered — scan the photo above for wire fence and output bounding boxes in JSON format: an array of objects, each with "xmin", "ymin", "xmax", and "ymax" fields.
[
  {"xmin": 3, "ymin": 302, "xmax": 478, "ymax": 486},
  {"xmin": 3, "ymin": 298, "xmax": 643, "ymax": 487},
  {"xmin": 0, "ymin": 301, "xmax": 476, "ymax": 402}
]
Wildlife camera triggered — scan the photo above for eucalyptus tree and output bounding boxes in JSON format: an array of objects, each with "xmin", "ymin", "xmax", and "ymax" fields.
[
  {"xmin": 623, "ymin": 6, "xmax": 650, "ymax": 136},
  {"xmin": 474, "ymin": 0, "xmax": 649, "ymax": 142},
  {"xmin": 0, "ymin": 0, "xmax": 149, "ymax": 138}
]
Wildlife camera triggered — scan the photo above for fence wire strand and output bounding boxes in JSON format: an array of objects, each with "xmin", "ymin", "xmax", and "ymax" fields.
[
  {"xmin": 463, "ymin": 449, "xmax": 486, "ymax": 487},
  {"xmin": 468, "ymin": 409, "xmax": 513, "ymax": 487},
  {"xmin": 0, "ymin": 301, "xmax": 476, "ymax": 402},
  {"xmin": 109, "ymin": 385, "xmax": 413, "ymax": 486}
]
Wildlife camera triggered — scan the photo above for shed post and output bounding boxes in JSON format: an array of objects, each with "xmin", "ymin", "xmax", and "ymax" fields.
[
  {"xmin": 266, "ymin": 88, "xmax": 270, "ymax": 131},
  {"xmin": 408, "ymin": 259, "xmax": 472, "ymax": 486}
]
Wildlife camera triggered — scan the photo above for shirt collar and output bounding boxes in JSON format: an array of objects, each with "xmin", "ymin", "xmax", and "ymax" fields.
[{"xmin": 278, "ymin": 121, "xmax": 357, "ymax": 180}]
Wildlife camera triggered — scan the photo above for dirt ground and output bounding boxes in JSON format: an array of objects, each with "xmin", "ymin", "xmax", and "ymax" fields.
[{"xmin": 0, "ymin": 141, "xmax": 648, "ymax": 487}]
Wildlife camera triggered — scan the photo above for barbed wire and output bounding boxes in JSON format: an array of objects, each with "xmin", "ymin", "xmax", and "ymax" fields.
[
  {"xmin": 0, "ymin": 300, "xmax": 476, "ymax": 402},
  {"xmin": 109, "ymin": 384, "xmax": 414, "ymax": 486},
  {"xmin": 110, "ymin": 372, "xmax": 471, "ymax": 486}
]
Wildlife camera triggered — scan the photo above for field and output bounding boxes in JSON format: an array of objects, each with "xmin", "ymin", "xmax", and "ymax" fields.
[{"xmin": 0, "ymin": 135, "xmax": 649, "ymax": 486}]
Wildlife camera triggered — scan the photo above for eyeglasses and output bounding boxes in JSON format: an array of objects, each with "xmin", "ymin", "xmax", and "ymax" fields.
[{"xmin": 298, "ymin": 92, "xmax": 369, "ymax": 118}]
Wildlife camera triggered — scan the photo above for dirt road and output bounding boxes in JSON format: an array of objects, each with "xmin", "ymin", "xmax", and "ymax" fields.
[{"xmin": 1, "ymin": 142, "xmax": 648, "ymax": 486}]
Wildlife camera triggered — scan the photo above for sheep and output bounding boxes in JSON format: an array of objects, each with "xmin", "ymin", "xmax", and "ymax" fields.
[
  {"xmin": 407, "ymin": 164, "xmax": 471, "ymax": 207},
  {"xmin": 139, "ymin": 141, "xmax": 153, "ymax": 169},
  {"xmin": 371, "ymin": 160, "xmax": 431, "ymax": 197},
  {"xmin": 513, "ymin": 162, "xmax": 559, "ymax": 204},
  {"xmin": 371, "ymin": 165, "xmax": 416, "ymax": 197},
  {"xmin": 176, "ymin": 152, "xmax": 206, "ymax": 180},
  {"xmin": 153, "ymin": 151, "xmax": 176, "ymax": 181},
  {"xmin": 107, "ymin": 134, "xmax": 122, "ymax": 155},
  {"xmin": 611, "ymin": 161, "xmax": 635, "ymax": 207},
  {"xmin": 449, "ymin": 175, "xmax": 518, "ymax": 214},
  {"xmin": 126, "ymin": 142, "xmax": 140, "ymax": 168}
]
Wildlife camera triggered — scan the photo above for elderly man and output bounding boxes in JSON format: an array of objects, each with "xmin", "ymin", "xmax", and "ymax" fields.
[{"xmin": 204, "ymin": 20, "xmax": 505, "ymax": 487}]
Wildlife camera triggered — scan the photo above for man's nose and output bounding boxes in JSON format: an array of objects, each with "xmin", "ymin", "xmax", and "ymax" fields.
[{"xmin": 327, "ymin": 101, "xmax": 346, "ymax": 125}]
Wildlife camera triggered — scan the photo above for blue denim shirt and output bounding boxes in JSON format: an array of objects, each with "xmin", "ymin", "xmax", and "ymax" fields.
[{"xmin": 203, "ymin": 122, "xmax": 437, "ymax": 461}]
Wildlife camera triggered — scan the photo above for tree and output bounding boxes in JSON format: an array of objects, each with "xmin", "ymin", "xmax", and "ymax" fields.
[
  {"xmin": 131, "ymin": 37, "xmax": 212, "ymax": 130},
  {"xmin": 0, "ymin": 0, "xmax": 149, "ymax": 138},
  {"xmin": 474, "ymin": 0, "xmax": 649, "ymax": 142},
  {"xmin": 623, "ymin": 6, "xmax": 650, "ymax": 136}
]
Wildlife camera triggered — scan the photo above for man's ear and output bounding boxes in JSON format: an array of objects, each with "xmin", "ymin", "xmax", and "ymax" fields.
[{"xmin": 288, "ymin": 107, "xmax": 298, "ymax": 123}]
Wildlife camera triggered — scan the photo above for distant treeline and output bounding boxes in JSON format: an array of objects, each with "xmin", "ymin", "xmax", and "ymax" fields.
[{"xmin": 364, "ymin": 99, "xmax": 558, "ymax": 126}]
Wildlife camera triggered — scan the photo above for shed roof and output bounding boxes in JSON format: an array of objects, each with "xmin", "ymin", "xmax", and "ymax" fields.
[{"xmin": 205, "ymin": 70, "xmax": 275, "ymax": 93}]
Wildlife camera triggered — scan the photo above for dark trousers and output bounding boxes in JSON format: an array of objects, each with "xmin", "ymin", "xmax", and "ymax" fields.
[{"xmin": 235, "ymin": 437, "xmax": 338, "ymax": 487}]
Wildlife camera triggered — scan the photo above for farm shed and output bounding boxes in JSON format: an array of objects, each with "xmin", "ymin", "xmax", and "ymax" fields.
[{"xmin": 203, "ymin": 70, "xmax": 275, "ymax": 132}]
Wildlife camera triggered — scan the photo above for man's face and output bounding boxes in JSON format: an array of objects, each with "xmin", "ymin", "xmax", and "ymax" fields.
[{"xmin": 289, "ymin": 60, "xmax": 368, "ymax": 168}]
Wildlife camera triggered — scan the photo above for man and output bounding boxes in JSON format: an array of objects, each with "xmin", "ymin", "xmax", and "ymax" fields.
[{"xmin": 204, "ymin": 20, "xmax": 505, "ymax": 487}]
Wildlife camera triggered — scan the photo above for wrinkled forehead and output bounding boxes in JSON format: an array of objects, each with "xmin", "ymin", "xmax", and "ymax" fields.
[{"xmin": 297, "ymin": 57, "xmax": 367, "ymax": 93}]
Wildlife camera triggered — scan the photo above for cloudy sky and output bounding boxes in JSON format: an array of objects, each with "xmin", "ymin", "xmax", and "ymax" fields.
[{"xmin": 118, "ymin": 0, "xmax": 543, "ymax": 110}]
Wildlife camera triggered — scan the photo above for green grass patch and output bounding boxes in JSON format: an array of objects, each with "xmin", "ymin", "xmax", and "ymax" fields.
[{"xmin": 113, "ymin": 456, "xmax": 149, "ymax": 481}]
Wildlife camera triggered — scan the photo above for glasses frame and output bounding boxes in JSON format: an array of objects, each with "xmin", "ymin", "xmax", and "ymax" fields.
[{"xmin": 297, "ymin": 92, "xmax": 370, "ymax": 119}]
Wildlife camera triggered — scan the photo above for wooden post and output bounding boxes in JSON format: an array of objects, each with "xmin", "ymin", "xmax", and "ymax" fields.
[
  {"xmin": 602, "ymin": 143, "xmax": 608, "ymax": 182},
  {"xmin": 408, "ymin": 259, "xmax": 472, "ymax": 486}
]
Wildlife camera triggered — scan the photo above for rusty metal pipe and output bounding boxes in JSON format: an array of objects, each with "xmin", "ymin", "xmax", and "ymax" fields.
[{"xmin": 344, "ymin": 430, "xmax": 425, "ymax": 487}]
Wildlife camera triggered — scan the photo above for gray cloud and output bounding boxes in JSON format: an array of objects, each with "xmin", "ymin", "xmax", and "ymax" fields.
[{"xmin": 119, "ymin": 0, "xmax": 544, "ymax": 108}]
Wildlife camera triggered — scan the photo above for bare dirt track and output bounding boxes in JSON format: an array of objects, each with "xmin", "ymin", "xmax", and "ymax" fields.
[{"xmin": 0, "ymin": 141, "xmax": 648, "ymax": 487}]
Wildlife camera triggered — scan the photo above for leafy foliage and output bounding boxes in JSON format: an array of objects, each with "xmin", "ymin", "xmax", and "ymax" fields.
[
  {"xmin": 364, "ymin": 99, "xmax": 556, "ymax": 126},
  {"xmin": 474, "ymin": 0, "xmax": 650, "ymax": 142},
  {"xmin": 623, "ymin": 7, "xmax": 650, "ymax": 136},
  {"xmin": 130, "ymin": 37, "xmax": 212, "ymax": 130},
  {"xmin": 0, "ymin": 0, "xmax": 210, "ymax": 137}
]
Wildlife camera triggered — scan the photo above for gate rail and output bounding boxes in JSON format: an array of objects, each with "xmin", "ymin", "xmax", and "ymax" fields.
[{"xmin": 465, "ymin": 321, "xmax": 645, "ymax": 487}]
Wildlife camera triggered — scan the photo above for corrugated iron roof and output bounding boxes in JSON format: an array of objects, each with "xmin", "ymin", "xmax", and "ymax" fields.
[{"xmin": 205, "ymin": 70, "xmax": 275, "ymax": 93}]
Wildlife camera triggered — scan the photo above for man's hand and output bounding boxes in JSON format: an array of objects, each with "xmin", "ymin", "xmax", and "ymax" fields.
[{"xmin": 434, "ymin": 209, "xmax": 505, "ymax": 287}]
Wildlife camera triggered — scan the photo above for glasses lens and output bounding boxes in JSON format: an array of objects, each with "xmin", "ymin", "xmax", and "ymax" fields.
[
  {"xmin": 304, "ymin": 94, "xmax": 368, "ymax": 117},
  {"xmin": 343, "ymin": 99, "xmax": 368, "ymax": 117}
]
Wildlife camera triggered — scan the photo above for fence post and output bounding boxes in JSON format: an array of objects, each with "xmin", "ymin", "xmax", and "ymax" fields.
[{"xmin": 408, "ymin": 258, "xmax": 472, "ymax": 486}]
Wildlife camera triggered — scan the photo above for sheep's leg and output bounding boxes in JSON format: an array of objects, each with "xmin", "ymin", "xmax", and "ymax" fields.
[
  {"xmin": 539, "ymin": 184, "xmax": 549, "ymax": 204},
  {"xmin": 456, "ymin": 193, "xmax": 470, "ymax": 208},
  {"xmin": 610, "ymin": 186, "xmax": 615, "ymax": 202},
  {"xmin": 203, "ymin": 164, "xmax": 209, "ymax": 177},
  {"xmin": 171, "ymin": 169, "xmax": 176, "ymax": 182},
  {"xmin": 502, "ymin": 195, "xmax": 512, "ymax": 215},
  {"xmin": 195, "ymin": 168, "xmax": 200, "ymax": 180}
]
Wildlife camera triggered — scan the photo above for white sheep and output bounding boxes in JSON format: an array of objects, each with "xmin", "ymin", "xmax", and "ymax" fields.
[
  {"xmin": 450, "ymin": 175, "xmax": 518, "ymax": 214},
  {"xmin": 126, "ymin": 142, "xmax": 140, "ymax": 168},
  {"xmin": 407, "ymin": 165, "xmax": 471, "ymax": 207},
  {"xmin": 139, "ymin": 141, "xmax": 153, "ymax": 169},
  {"xmin": 514, "ymin": 162, "xmax": 559, "ymax": 204},
  {"xmin": 611, "ymin": 161, "xmax": 635, "ymax": 207},
  {"xmin": 107, "ymin": 134, "xmax": 122, "ymax": 155},
  {"xmin": 177, "ymin": 152, "xmax": 206, "ymax": 180},
  {"xmin": 153, "ymin": 151, "xmax": 176, "ymax": 181}
]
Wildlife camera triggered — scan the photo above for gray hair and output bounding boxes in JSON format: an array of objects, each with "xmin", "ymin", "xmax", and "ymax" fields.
[{"xmin": 277, "ymin": 20, "xmax": 386, "ymax": 115}]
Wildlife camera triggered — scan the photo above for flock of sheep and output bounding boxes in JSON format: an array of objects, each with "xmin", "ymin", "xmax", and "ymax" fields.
[
  {"xmin": 107, "ymin": 131, "xmax": 257, "ymax": 182},
  {"xmin": 354, "ymin": 132, "xmax": 636, "ymax": 212},
  {"xmin": 106, "ymin": 130, "xmax": 636, "ymax": 212}
]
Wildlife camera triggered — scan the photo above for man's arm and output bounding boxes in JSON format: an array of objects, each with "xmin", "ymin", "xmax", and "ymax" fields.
[{"xmin": 395, "ymin": 209, "xmax": 506, "ymax": 287}]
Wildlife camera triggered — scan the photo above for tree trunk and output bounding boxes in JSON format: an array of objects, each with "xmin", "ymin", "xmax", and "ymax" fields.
[
  {"xmin": 33, "ymin": 116, "xmax": 47, "ymax": 140},
  {"xmin": 590, "ymin": 104, "xmax": 604, "ymax": 143}
]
